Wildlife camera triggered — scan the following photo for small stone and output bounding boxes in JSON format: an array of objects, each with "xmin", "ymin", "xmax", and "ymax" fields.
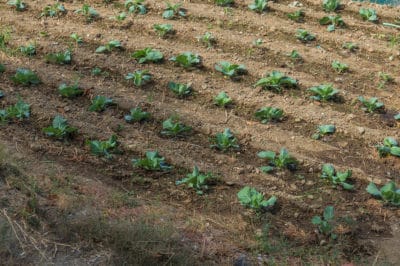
[
  {"xmin": 357, "ymin": 127, "xmax": 365, "ymax": 135},
  {"xmin": 307, "ymin": 195, "xmax": 314, "ymax": 199},
  {"xmin": 295, "ymin": 118, "xmax": 301, "ymax": 122},
  {"xmin": 30, "ymin": 143, "xmax": 42, "ymax": 152}
]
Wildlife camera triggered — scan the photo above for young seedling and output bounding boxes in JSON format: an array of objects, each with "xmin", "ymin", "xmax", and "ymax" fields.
[
  {"xmin": 95, "ymin": 40, "xmax": 123, "ymax": 53},
  {"xmin": 0, "ymin": 64, "xmax": 5, "ymax": 73},
  {"xmin": 258, "ymin": 148, "xmax": 298, "ymax": 173},
  {"xmin": 176, "ymin": 166, "xmax": 215, "ymax": 195},
  {"xmin": 312, "ymin": 206, "xmax": 337, "ymax": 240},
  {"xmin": 237, "ymin": 186, "xmax": 276, "ymax": 211},
  {"xmin": 88, "ymin": 95, "xmax": 114, "ymax": 112},
  {"xmin": 58, "ymin": 82, "xmax": 84, "ymax": 98},
  {"xmin": 70, "ymin": 33, "xmax": 83, "ymax": 44},
  {"xmin": 0, "ymin": 90, "xmax": 4, "ymax": 98},
  {"xmin": 322, "ymin": 0, "xmax": 340, "ymax": 12},
  {"xmin": 210, "ymin": 128, "xmax": 239, "ymax": 152},
  {"xmin": 287, "ymin": 10, "xmax": 305, "ymax": 23},
  {"xmin": 296, "ymin": 29, "xmax": 316, "ymax": 42},
  {"xmin": 11, "ymin": 68, "xmax": 40, "ymax": 85},
  {"xmin": 288, "ymin": 50, "xmax": 302, "ymax": 61},
  {"xmin": 253, "ymin": 38, "xmax": 263, "ymax": 46},
  {"xmin": 367, "ymin": 181, "xmax": 400, "ymax": 206},
  {"xmin": 331, "ymin": 60, "xmax": 348, "ymax": 73},
  {"xmin": 7, "ymin": 0, "xmax": 26, "ymax": 11},
  {"xmin": 376, "ymin": 137, "xmax": 400, "ymax": 158},
  {"xmin": 41, "ymin": 3, "xmax": 66, "ymax": 17},
  {"xmin": 358, "ymin": 96, "xmax": 384, "ymax": 113},
  {"xmin": 308, "ymin": 84, "xmax": 339, "ymax": 101},
  {"xmin": 197, "ymin": 32, "xmax": 216, "ymax": 48},
  {"xmin": 312, "ymin": 125, "xmax": 336, "ymax": 140},
  {"xmin": 394, "ymin": 113, "xmax": 400, "ymax": 121},
  {"xmin": 45, "ymin": 50, "xmax": 72, "ymax": 64},
  {"xmin": 153, "ymin": 24, "xmax": 174, "ymax": 37},
  {"xmin": 111, "ymin": 12, "xmax": 127, "ymax": 22},
  {"xmin": 359, "ymin": 8, "xmax": 378, "ymax": 23},
  {"xmin": 87, "ymin": 135, "xmax": 119, "ymax": 159},
  {"xmin": 215, "ymin": 0, "xmax": 235, "ymax": 6},
  {"xmin": 19, "ymin": 43, "xmax": 36, "ymax": 56},
  {"xmin": 132, "ymin": 151, "xmax": 172, "ymax": 171},
  {"xmin": 254, "ymin": 107, "xmax": 284, "ymax": 124},
  {"xmin": 43, "ymin": 115, "xmax": 77, "ymax": 140},
  {"xmin": 125, "ymin": 0, "xmax": 147, "ymax": 14},
  {"xmin": 168, "ymin": 82, "xmax": 192, "ymax": 98},
  {"xmin": 161, "ymin": 117, "xmax": 192, "ymax": 137},
  {"xmin": 214, "ymin": 91, "xmax": 232, "ymax": 107},
  {"xmin": 319, "ymin": 15, "xmax": 345, "ymax": 32},
  {"xmin": 132, "ymin": 48, "xmax": 163, "ymax": 64},
  {"xmin": 170, "ymin": 52, "xmax": 202, "ymax": 69},
  {"xmin": 125, "ymin": 70, "xmax": 152, "ymax": 87},
  {"xmin": 254, "ymin": 71, "xmax": 298, "ymax": 93},
  {"xmin": 378, "ymin": 72, "xmax": 394, "ymax": 89},
  {"xmin": 162, "ymin": 2, "xmax": 186, "ymax": 19},
  {"xmin": 248, "ymin": 0, "xmax": 268, "ymax": 13},
  {"xmin": 321, "ymin": 164, "xmax": 354, "ymax": 190},
  {"xmin": 342, "ymin": 42, "xmax": 358, "ymax": 52},
  {"xmin": 75, "ymin": 4, "xmax": 99, "ymax": 22},
  {"xmin": 0, "ymin": 29, "xmax": 11, "ymax": 51},
  {"xmin": 215, "ymin": 61, "xmax": 247, "ymax": 79},
  {"xmin": 124, "ymin": 107, "xmax": 150, "ymax": 123},
  {"xmin": 0, "ymin": 99, "xmax": 30, "ymax": 123}
]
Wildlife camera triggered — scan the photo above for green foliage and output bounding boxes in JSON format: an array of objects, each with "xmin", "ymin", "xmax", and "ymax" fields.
[
  {"xmin": 96, "ymin": 40, "xmax": 122, "ymax": 53},
  {"xmin": 132, "ymin": 151, "xmax": 172, "ymax": 171},
  {"xmin": 168, "ymin": 82, "xmax": 192, "ymax": 97},
  {"xmin": 132, "ymin": 48, "xmax": 163, "ymax": 64},
  {"xmin": 7, "ymin": 0, "xmax": 26, "ymax": 11},
  {"xmin": 0, "ymin": 99, "xmax": 30, "ymax": 123},
  {"xmin": 153, "ymin": 24, "xmax": 174, "ymax": 37},
  {"xmin": 125, "ymin": 0, "xmax": 147, "ymax": 14},
  {"xmin": 19, "ymin": 43, "xmax": 36, "ymax": 56},
  {"xmin": 0, "ymin": 90, "xmax": 4, "ymax": 98},
  {"xmin": 70, "ymin": 33, "xmax": 83, "ymax": 44},
  {"xmin": 359, "ymin": 8, "xmax": 378, "ymax": 23},
  {"xmin": 170, "ymin": 52, "xmax": 201, "ymax": 69},
  {"xmin": 258, "ymin": 148, "xmax": 298, "ymax": 173},
  {"xmin": 124, "ymin": 107, "xmax": 150, "ymax": 123},
  {"xmin": 237, "ymin": 186, "xmax": 276, "ymax": 211},
  {"xmin": 161, "ymin": 117, "xmax": 191, "ymax": 137},
  {"xmin": 0, "ymin": 64, "xmax": 5, "ymax": 73},
  {"xmin": 312, "ymin": 206, "xmax": 337, "ymax": 239},
  {"xmin": 176, "ymin": 166, "xmax": 215, "ymax": 195},
  {"xmin": 210, "ymin": 128, "xmax": 239, "ymax": 152},
  {"xmin": 88, "ymin": 135, "xmax": 119, "ymax": 159},
  {"xmin": 0, "ymin": 29, "xmax": 11, "ymax": 51},
  {"xmin": 125, "ymin": 70, "xmax": 152, "ymax": 86},
  {"xmin": 162, "ymin": 2, "xmax": 186, "ymax": 19},
  {"xmin": 378, "ymin": 72, "xmax": 393, "ymax": 89},
  {"xmin": 376, "ymin": 137, "xmax": 400, "ymax": 158},
  {"xmin": 287, "ymin": 10, "xmax": 304, "ymax": 22},
  {"xmin": 254, "ymin": 71, "xmax": 297, "ymax": 93},
  {"xmin": 11, "ymin": 68, "xmax": 40, "ymax": 85},
  {"xmin": 254, "ymin": 107, "xmax": 284, "ymax": 124},
  {"xmin": 253, "ymin": 38, "xmax": 263, "ymax": 46},
  {"xmin": 45, "ymin": 50, "xmax": 72, "ymax": 64},
  {"xmin": 331, "ymin": 60, "xmax": 348, "ymax": 73},
  {"xmin": 214, "ymin": 91, "xmax": 232, "ymax": 107},
  {"xmin": 42, "ymin": 115, "xmax": 77, "ymax": 140},
  {"xmin": 58, "ymin": 82, "xmax": 83, "ymax": 98},
  {"xmin": 88, "ymin": 96, "xmax": 114, "ymax": 112},
  {"xmin": 319, "ymin": 15, "xmax": 345, "ymax": 32},
  {"xmin": 41, "ymin": 3, "xmax": 66, "ymax": 17},
  {"xmin": 111, "ymin": 12, "xmax": 127, "ymax": 22},
  {"xmin": 366, "ymin": 181, "xmax": 400, "ymax": 206},
  {"xmin": 248, "ymin": 0, "xmax": 268, "ymax": 13},
  {"xmin": 75, "ymin": 4, "xmax": 99, "ymax": 21},
  {"xmin": 197, "ymin": 32, "xmax": 216, "ymax": 48},
  {"xmin": 215, "ymin": 0, "xmax": 234, "ymax": 6},
  {"xmin": 308, "ymin": 84, "xmax": 339, "ymax": 101},
  {"xmin": 342, "ymin": 42, "xmax": 358, "ymax": 52},
  {"xmin": 322, "ymin": 0, "xmax": 340, "ymax": 12},
  {"xmin": 312, "ymin": 125, "xmax": 336, "ymax": 140},
  {"xmin": 321, "ymin": 164, "xmax": 353, "ymax": 190},
  {"xmin": 215, "ymin": 61, "xmax": 247, "ymax": 79},
  {"xmin": 394, "ymin": 113, "xmax": 400, "ymax": 121},
  {"xmin": 296, "ymin": 29, "xmax": 316, "ymax": 42},
  {"xmin": 358, "ymin": 96, "xmax": 384, "ymax": 113},
  {"xmin": 288, "ymin": 50, "xmax": 302, "ymax": 61}
]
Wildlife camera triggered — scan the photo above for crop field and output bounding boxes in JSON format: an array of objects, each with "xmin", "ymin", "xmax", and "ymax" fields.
[{"xmin": 0, "ymin": 0, "xmax": 400, "ymax": 265}]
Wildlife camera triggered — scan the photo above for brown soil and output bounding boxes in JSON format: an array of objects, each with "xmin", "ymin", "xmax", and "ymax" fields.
[{"xmin": 0, "ymin": 0, "xmax": 399, "ymax": 265}]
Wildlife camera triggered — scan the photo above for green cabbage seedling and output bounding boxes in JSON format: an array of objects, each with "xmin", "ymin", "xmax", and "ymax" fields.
[
  {"xmin": 238, "ymin": 186, "xmax": 276, "ymax": 211},
  {"xmin": 321, "ymin": 164, "xmax": 353, "ymax": 190},
  {"xmin": 312, "ymin": 206, "xmax": 337, "ymax": 239},
  {"xmin": 367, "ymin": 181, "xmax": 400, "ymax": 206},
  {"xmin": 132, "ymin": 151, "xmax": 172, "ymax": 171},
  {"xmin": 176, "ymin": 166, "xmax": 215, "ymax": 195}
]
